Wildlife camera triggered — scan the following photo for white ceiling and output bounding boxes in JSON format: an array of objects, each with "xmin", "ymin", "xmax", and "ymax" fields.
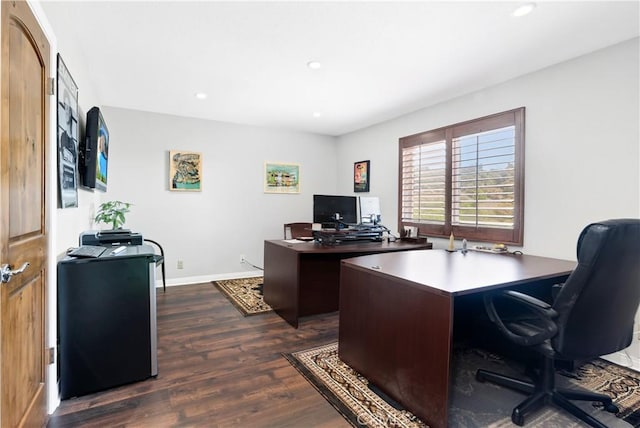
[{"xmin": 40, "ymin": 1, "xmax": 639, "ymax": 136}]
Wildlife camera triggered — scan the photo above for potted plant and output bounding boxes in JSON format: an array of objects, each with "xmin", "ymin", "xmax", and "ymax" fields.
[{"xmin": 94, "ymin": 200, "xmax": 132, "ymax": 230}]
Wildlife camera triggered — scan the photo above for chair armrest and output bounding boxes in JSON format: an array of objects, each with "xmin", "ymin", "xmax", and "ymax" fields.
[
  {"xmin": 484, "ymin": 290, "xmax": 558, "ymax": 347},
  {"xmin": 551, "ymin": 283, "xmax": 564, "ymax": 301},
  {"xmin": 502, "ymin": 290, "xmax": 558, "ymax": 319}
]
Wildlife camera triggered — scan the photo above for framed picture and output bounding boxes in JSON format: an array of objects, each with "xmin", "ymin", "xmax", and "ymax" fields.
[
  {"xmin": 264, "ymin": 162, "xmax": 300, "ymax": 194},
  {"xmin": 56, "ymin": 54, "xmax": 79, "ymax": 208},
  {"xmin": 169, "ymin": 151, "xmax": 202, "ymax": 191},
  {"xmin": 354, "ymin": 160, "xmax": 370, "ymax": 193}
]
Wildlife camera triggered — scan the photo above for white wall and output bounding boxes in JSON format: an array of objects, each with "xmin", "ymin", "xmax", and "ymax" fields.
[
  {"xmin": 336, "ymin": 38, "xmax": 639, "ymax": 259},
  {"xmin": 335, "ymin": 37, "xmax": 640, "ymax": 368},
  {"xmin": 101, "ymin": 107, "xmax": 337, "ymax": 283},
  {"xmin": 51, "ymin": 12, "xmax": 105, "ymax": 257}
]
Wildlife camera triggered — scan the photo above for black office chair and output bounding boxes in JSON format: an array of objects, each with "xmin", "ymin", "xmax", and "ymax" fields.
[
  {"xmin": 476, "ymin": 219, "xmax": 640, "ymax": 428},
  {"xmin": 284, "ymin": 222, "xmax": 313, "ymax": 240},
  {"xmin": 144, "ymin": 238, "xmax": 166, "ymax": 293}
]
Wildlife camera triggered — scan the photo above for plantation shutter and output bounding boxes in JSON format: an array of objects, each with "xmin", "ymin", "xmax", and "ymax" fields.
[
  {"xmin": 400, "ymin": 139, "xmax": 447, "ymax": 224},
  {"xmin": 398, "ymin": 107, "xmax": 524, "ymax": 245},
  {"xmin": 451, "ymin": 126, "xmax": 515, "ymax": 229}
]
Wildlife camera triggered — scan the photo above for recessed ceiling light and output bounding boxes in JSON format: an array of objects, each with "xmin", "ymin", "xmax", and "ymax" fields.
[
  {"xmin": 307, "ymin": 61, "xmax": 322, "ymax": 70},
  {"xmin": 195, "ymin": 92, "xmax": 208, "ymax": 100},
  {"xmin": 512, "ymin": 3, "xmax": 536, "ymax": 17},
  {"xmin": 313, "ymin": 112, "xmax": 322, "ymax": 118}
]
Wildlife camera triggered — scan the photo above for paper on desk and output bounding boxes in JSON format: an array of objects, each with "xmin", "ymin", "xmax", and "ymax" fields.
[{"xmin": 283, "ymin": 239, "xmax": 307, "ymax": 243}]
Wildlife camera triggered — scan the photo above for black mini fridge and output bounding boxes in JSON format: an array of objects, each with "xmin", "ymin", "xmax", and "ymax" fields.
[{"xmin": 57, "ymin": 245, "xmax": 158, "ymax": 399}]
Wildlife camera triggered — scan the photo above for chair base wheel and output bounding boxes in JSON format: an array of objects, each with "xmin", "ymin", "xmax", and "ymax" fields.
[
  {"xmin": 605, "ymin": 403, "xmax": 619, "ymax": 414},
  {"xmin": 476, "ymin": 366, "xmax": 616, "ymax": 428},
  {"xmin": 511, "ymin": 410, "xmax": 525, "ymax": 426}
]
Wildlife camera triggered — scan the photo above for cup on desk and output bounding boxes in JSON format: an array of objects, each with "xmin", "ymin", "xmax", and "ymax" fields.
[{"xmin": 312, "ymin": 223, "xmax": 322, "ymax": 231}]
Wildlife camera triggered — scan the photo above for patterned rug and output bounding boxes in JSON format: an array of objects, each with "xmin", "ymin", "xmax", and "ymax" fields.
[
  {"xmin": 285, "ymin": 342, "xmax": 640, "ymax": 428},
  {"xmin": 212, "ymin": 276, "xmax": 273, "ymax": 316}
]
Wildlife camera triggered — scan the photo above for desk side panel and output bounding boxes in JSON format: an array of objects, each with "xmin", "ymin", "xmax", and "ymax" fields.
[
  {"xmin": 339, "ymin": 264, "xmax": 453, "ymax": 428},
  {"xmin": 298, "ymin": 253, "xmax": 341, "ymax": 316},
  {"xmin": 263, "ymin": 241, "xmax": 300, "ymax": 327},
  {"xmin": 297, "ymin": 244, "xmax": 432, "ymax": 317}
]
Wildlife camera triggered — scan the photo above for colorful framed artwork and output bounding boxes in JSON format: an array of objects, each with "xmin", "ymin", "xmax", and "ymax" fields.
[
  {"xmin": 264, "ymin": 162, "xmax": 300, "ymax": 194},
  {"xmin": 56, "ymin": 54, "xmax": 79, "ymax": 208},
  {"xmin": 354, "ymin": 160, "xmax": 370, "ymax": 193},
  {"xmin": 169, "ymin": 151, "xmax": 202, "ymax": 191}
]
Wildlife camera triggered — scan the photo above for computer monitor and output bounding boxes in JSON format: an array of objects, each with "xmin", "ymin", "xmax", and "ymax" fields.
[
  {"xmin": 359, "ymin": 196, "xmax": 381, "ymax": 224},
  {"xmin": 313, "ymin": 195, "xmax": 358, "ymax": 227}
]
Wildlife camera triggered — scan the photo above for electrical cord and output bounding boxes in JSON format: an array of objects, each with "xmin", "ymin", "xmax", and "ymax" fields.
[
  {"xmin": 241, "ymin": 258, "xmax": 263, "ymax": 271},
  {"xmin": 380, "ymin": 225, "xmax": 399, "ymax": 242}
]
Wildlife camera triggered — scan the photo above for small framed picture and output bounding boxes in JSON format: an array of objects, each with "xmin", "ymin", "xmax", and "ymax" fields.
[
  {"xmin": 264, "ymin": 162, "xmax": 300, "ymax": 194},
  {"xmin": 354, "ymin": 160, "xmax": 370, "ymax": 193},
  {"xmin": 169, "ymin": 150, "xmax": 202, "ymax": 191},
  {"xmin": 56, "ymin": 54, "xmax": 79, "ymax": 208}
]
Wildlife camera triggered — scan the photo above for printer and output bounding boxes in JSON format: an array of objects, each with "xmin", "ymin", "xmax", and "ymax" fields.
[{"xmin": 80, "ymin": 229, "xmax": 143, "ymax": 247}]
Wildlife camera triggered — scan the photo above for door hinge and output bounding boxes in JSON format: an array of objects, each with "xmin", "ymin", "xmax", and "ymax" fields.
[
  {"xmin": 47, "ymin": 77, "xmax": 55, "ymax": 96},
  {"xmin": 47, "ymin": 347, "xmax": 55, "ymax": 365}
]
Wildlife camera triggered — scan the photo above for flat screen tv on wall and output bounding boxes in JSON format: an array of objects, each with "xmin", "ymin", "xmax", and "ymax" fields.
[{"xmin": 80, "ymin": 107, "xmax": 109, "ymax": 192}]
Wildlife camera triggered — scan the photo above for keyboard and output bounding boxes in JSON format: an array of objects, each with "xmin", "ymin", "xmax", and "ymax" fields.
[{"xmin": 68, "ymin": 245, "xmax": 106, "ymax": 258}]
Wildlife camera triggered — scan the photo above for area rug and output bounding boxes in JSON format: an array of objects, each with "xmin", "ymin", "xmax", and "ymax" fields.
[
  {"xmin": 212, "ymin": 276, "xmax": 273, "ymax": 316},
  {"xmin": 285, "ymin": 342, "xmax": 640, "ymax": 428}
]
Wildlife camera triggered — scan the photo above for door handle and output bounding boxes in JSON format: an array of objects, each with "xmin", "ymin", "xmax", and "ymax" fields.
[{"xmin": 1, "ymin": 262, "xmax": 30, "ymax": 284}]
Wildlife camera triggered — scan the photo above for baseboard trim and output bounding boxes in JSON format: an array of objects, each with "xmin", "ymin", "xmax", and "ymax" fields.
[
  {"xmin": 602, "ymin": 350, "xmax": 640, "ymax": 372},
  {"xmin": 154, "ymin": 271, "xmax": 262, "ymax": 288}
]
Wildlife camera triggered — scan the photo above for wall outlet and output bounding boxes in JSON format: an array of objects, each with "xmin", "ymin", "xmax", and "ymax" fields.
[
  {"xmin": 177, "ymin": 260, "xmax": 184, "ymax": 269},
  {"xmin": 240, "ymin": 254, "xmax": 245, "ymax": 264}
]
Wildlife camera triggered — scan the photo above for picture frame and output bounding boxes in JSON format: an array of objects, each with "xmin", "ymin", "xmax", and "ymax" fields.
[
  {"xmin": 56, "ymin": 54, "xmax": 79, "ymax": 208},
  {"xmin": 354, "ymin": 160, "xmax": 370, "ymax": 193},
  {"xmin": 264, "ymin": 162, "xmax": 300, "ymax": 194},
  {"xmin": 169, "ymin": 150, "xmax": 202, "ymax": 191}
]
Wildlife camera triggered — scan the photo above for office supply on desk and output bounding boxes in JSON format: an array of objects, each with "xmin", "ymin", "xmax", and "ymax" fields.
[
  {"xmin": 476, "ymin": 219, "xmax": 640, "ymax": 427},
  {"xmin": 473, "ymin": 245, "xmax": 509, "ymax": 253},
  {"xmin": 111, "ymin": 245, "xmax": 126, "ymax": 255},
  {"xmin": 312, "ymin": 224, "xmax": 388, "ymax": 245},
  {"xmin": 67, "ymin": 245, "xmax": 106, "ymax": 258},
  {"xmin": 448, "ymin": 232, "xmax": 455, "ymax": 251},
  {"xmin": 80, "ymin": 229, "xmax": 143, "ymax": 246},
  {"xmin": 79, "ymin": 230, "xmax": 166, "ymax": 292},
  {"xmin": 338, "ymin": 249, "xmax": 576, "ymax": 428}
]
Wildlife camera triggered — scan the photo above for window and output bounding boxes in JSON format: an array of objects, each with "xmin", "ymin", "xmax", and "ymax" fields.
[{"xmin": 399, "ymin": 107, "xmax": 525, "ymax": 245}]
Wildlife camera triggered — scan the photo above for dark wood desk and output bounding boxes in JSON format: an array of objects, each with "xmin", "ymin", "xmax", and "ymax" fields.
[
  {"xmin": 338, "ymin": 249, "xmax": 576, "ymax": 428},
  {"xmin": 263, "ymin": 239, "xmax": 431, "ymax": 328}
]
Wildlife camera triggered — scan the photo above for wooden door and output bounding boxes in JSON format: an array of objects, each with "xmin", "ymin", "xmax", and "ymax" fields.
[{"xmin": 0, "ymin": 1, "xmax": 50, "ymax": 427}]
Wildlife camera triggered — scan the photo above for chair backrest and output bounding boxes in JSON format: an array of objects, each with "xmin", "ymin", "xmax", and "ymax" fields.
[
  {"xmin": 552, "ymin": 219, "xmax": 640, "ymax": 359},
  {"xmin": 284, "ymin": 222, "xmax": 313, "ymax": 239}
]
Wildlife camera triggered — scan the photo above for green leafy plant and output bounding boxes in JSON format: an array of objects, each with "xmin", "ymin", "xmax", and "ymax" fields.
[{"xmin": 94, "ymin": 201, "xmax": 132, "ymax": 230}]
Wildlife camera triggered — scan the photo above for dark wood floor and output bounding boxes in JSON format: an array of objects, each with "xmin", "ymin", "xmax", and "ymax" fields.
[{"xmin": 48, "ymin": 282, "xmax": 349, "ymax": 428}]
